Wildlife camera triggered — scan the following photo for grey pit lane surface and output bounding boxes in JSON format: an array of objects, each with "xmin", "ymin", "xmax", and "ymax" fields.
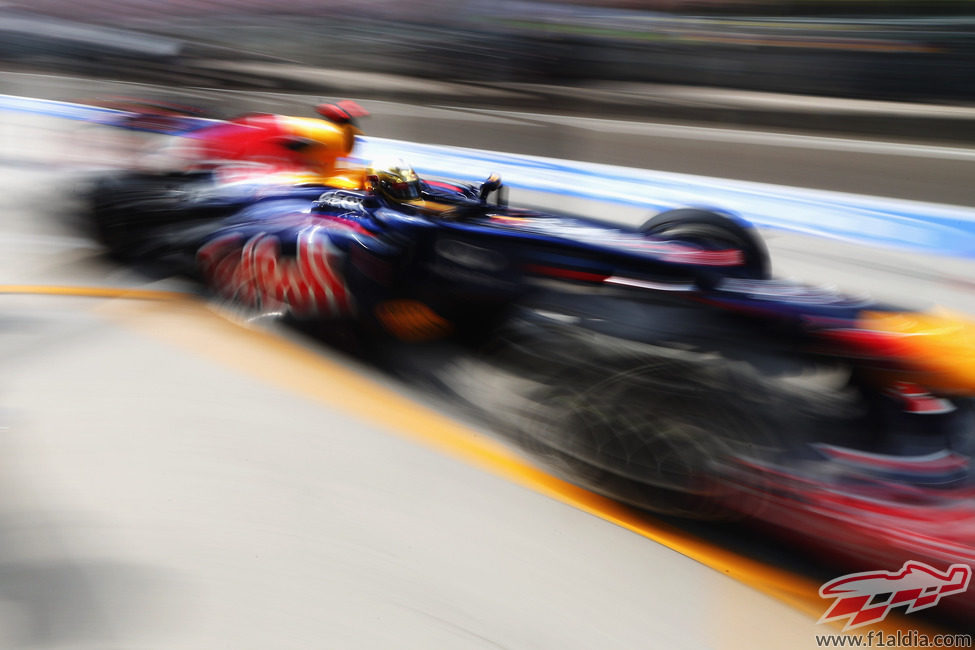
[
  {"xmin": 0, "ymin": 105, "xmax": 968, "ymax": 646},
  {"xmin": 1, "ymin": 294, "xmax": 825, "ymax": 649}
]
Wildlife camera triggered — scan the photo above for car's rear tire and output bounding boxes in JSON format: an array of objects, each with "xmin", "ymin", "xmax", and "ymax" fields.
[
  {"xmin": 641, "ymin": 208, "xmax": 770, "ymax": 280},
  {"xmin": 87, "ymin": 171, "xmax": 213, "ymax": 260}
]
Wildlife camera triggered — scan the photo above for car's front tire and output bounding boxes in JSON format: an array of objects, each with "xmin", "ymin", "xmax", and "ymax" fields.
[{"xmin": 641, "ymin": 208, "xmax": 771, "ymax": 280}]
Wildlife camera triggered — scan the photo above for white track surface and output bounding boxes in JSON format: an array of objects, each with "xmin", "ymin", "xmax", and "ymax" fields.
[{"xmin": 0, "ymin": 110, "xmax": 962, "ymax": 648}]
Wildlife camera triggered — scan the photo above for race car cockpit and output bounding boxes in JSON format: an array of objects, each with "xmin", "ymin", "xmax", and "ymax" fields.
[{"xmin": 364, "ymin": 158, "xmax": 507, "ymax": 220}]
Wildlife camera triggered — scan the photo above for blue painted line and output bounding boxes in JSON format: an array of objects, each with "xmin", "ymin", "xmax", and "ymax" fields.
[
  {"xmin": 4, "ymin": 93, "xmax": 975, "ymax": 257},
  {"xmin": 0, "ymin": 93, "xmax": 128, "ymax": 124}
]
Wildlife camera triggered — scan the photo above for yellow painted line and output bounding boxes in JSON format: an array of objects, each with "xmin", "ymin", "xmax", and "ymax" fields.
[
  {"xmin": 0, "ymin": 284, "xmax": 189, "ymax": 301},
  {"xmin": 101, "ymin": 295, "xmax": 950, "ymax": 638}
]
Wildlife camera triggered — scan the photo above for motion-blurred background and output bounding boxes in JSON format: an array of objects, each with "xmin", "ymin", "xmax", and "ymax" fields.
[{"xmin": 4, "ymin": 0, "xmax": 974, "ymax": 107}]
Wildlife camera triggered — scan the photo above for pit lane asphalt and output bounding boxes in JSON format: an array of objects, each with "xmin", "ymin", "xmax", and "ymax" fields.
[
  {"xmin": 0, "ymin": 150, "xmax": 827, "ymax": 648},
  {"xmin": 0, "ymin": 100, "xmax": 966, "ymax": 645}
]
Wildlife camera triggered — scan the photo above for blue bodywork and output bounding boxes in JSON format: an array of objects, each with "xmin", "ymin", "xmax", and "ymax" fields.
[{"xmin": 91, "ymin": 169, "xmax": 898, "ymax": 339}]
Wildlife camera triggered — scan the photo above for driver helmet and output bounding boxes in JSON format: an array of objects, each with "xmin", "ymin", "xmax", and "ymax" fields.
[{"xmin": 368, "ymin": 158, "xmax": 421, "ymax": 201}]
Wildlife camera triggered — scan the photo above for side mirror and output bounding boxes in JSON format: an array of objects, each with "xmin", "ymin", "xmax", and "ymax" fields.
[{"xmin": 478, "ymin": 173, "xmax": 503, "ymax": 204}]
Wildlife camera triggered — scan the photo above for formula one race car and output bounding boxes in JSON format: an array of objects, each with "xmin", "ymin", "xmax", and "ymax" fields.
[
  {"xmin": 83, "ymin": 102, "xmax": 975, "ymax": 441},
  {"xmin": 85, "ymin": 128, "xmax": 975, "ymax": 457},
  {"xmin": 88, "ymin": 162, "xmax": 773, "ymax": 334},
  {"xmin": 83, "ymin": 104, "xmax": 975, "ymax": 623}
]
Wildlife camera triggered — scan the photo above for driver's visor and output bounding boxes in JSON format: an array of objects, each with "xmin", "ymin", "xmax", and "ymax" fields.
[{"xmin": 390, "ymin": 181, "xmax": 421, "ymax": 199}]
